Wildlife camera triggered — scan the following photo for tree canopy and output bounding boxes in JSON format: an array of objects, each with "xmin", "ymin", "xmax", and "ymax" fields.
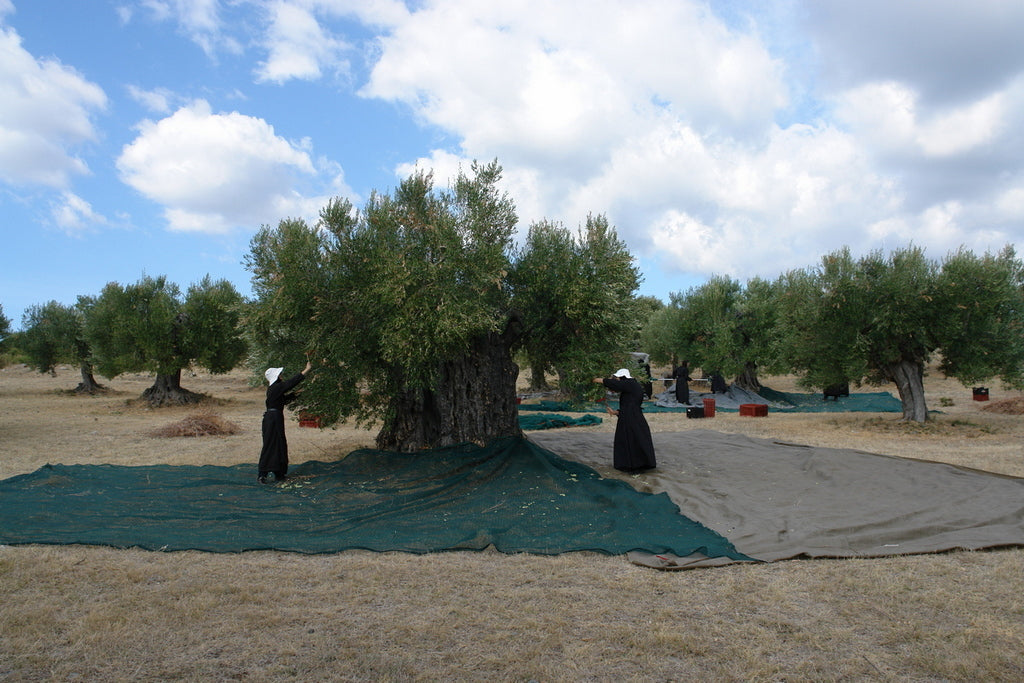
[
  {"xmin": 640, "ymin": 275, "xmax": 781, "ymax": 390},
  {"xmin": 245, "ymin": 161, "xmax": 645, "ymax": 451}
]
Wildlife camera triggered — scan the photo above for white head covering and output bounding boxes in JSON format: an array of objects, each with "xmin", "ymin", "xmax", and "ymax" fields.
[
  {"xmin": 613, "ymin": 368, "xmax": 632, "ymax": 379},
  {"xmin": 265, "ymin": 367, "xmax": 284, "ymax": 384}
]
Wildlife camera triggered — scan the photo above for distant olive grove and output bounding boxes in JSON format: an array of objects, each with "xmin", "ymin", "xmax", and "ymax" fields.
[{"xmin": 640, "ymin": 245, "xmax": 1024, "ymax": 422}]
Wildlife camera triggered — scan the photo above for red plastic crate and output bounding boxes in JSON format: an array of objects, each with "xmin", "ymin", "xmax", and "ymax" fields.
[
  {"xmin": 298, "ymin": 413, "xmax": 321, "ymax": 428},
  {"xmin": 739, "ymin": 403, "xmax": 768, "ymax": 417}
]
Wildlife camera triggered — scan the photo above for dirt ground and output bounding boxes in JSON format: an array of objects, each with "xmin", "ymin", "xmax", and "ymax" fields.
[{"xmin": 1, "ymin": 364, "xmax": 1023, "ymax": 681}]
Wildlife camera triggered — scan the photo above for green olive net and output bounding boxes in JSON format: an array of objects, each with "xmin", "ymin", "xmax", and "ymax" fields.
[{"xmin": 0, "ymin": 436, "xmax": 753, "ymax": 562}]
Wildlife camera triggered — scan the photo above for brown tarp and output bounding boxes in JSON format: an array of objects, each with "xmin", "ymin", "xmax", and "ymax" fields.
[{"xmin": 529, "ymin": 429, "xmax": 1024, "ymax": 569}]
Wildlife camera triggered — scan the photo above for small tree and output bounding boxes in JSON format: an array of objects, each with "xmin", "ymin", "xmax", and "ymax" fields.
[
  {"xmin": 85, "ymin": 275, "xmax": 246, "ymax": 405},
  {"xmin": 776, "ymin": 245, "xmax": 1024, "ymax": 422},
  {"xmin": 641, "ymin": 275, "xmax": 782, "ymax": 391},
  {"xmin": 21, "ymin": 299, "xmax": 103, "ymax": 393},
  {"xmin": 510, "ymin": 215, "xmax": 643, "ymax": 397},
  {"xmin": 638, "ymin": 300, "xmax": 679, "ymax": 367}
]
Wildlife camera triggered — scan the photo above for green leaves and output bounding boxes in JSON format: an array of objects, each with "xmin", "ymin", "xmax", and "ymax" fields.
[
  {"xmin": 20, "ymin": 301, "xmax": 85, "ymax": 373},
  {"xmin": 775, "ymin": 244, "xmax": 1024, "ymax": 393},
  {"xmin": 246, "ymin": 161, "xmax": 646, "ymax": 428},
  {"xmin": 511, "ymin": 213, "xmax": 642, "ymax": 396},
  {"xmin": 642, "ymin": 275, "xmax": 782, "ymax": 381},
  {"xmin": 246, "ymin": 161, "xmax": 523, "ymax": 427},
  {"xmin": 933, "ymin": 246, "xmax": 1024, "ymax": 388}
]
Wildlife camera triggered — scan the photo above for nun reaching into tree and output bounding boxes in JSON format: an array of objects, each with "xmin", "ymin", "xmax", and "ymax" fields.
[
  {"xmin": 258, "ymin": 358, "xmax": 313, "ymax": 484},
  {"xmin": 593, "ymin": 368, "xmax": 657, "ymax": 473}
]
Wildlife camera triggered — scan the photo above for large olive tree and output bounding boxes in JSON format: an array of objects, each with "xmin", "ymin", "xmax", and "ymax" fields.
[{"xmin": 245, "ymin": 161, "xmax": 644, "ymax": 451}]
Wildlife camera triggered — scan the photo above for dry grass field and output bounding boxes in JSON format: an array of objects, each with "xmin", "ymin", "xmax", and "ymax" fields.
[{"xmin": 2, "ymin": 363, "xmax": 1023, "ymax": 681}]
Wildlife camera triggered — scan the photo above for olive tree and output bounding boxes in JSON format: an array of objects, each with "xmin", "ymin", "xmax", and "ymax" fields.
[
  {"xmin": 85, "ymin": 275, "xmax": 247, "ymax": 405},
  {"xmin": 640, "ymin": 275, "xmax": 782, "ymax": 391},
  {"xmin": 245, "ymin": 161, "xmax": 644, "ymax": 451},
  {"xmin": 21, "ymin": 299, "xmax": 103, "ymax": 393}
]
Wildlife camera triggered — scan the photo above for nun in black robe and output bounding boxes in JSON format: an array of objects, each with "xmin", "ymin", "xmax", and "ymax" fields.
[
  {"xmin": 671, "ymin": 361, "xmax": 691, "ymax": 405},
  {"xmin": 258, "ymin": 361, "xmax": 311, "ymax": 483},
  {"xmin": 594, "ymin": 368, "xmax": 657, "ymax": 473}
]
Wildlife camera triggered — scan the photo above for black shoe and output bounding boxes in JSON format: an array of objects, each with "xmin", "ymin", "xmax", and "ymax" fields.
[
  {"xmin": 275, "ymin": 473, "xmax": 288, "ymax": 482},
  {"xmin": 257, "ymin": 474, "xmax": 268, "ymax": 484}
]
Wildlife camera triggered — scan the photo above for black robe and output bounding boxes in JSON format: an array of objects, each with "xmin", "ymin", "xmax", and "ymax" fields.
[
  {"xmin": 671, "ymin": 364, "xmax": 691, "ymax": 405},
  {"xmin": 257, "ymin": 372, "xmax": 305, "ymax": 477},
  {"xmin": 602, "ymin": 376, "xmax": 657, "ymax": 472}
]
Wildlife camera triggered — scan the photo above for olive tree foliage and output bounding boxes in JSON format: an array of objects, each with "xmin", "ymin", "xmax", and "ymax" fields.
[
  {"xmin": 510, "ymin": 215, "xmax": 644, "ymax": 397},
  {"xmin": 931, "ymin": 247, "xmax": 1024, "ymax": 385},
  {"xmin": 84, "ymin": 275, "xmax": 247, "ymax": 405},
  {"xmin": 245, "ymin": 162, "xmax": 644, "ymax": 451},
  {"xmin": 637, "ymin": 299, "xmax": 678, "ymax": 366},
  {"xmin": 21, "ymin": 299, "xmax": 103, "ymax": 393},
  {"xmin": 247, "ymin": 162, "xmax": 519, "ymax": 450},
  {"xmin": 775, "ymin": 245, "xmax": 1024, "ymax": 422},
  {"xmin": 640, "ymin": 275, "xmax": 783, "ymax": 390}
]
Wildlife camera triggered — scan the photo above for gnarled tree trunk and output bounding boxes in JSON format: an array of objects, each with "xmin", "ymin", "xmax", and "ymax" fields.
[
  {"xmin": 142, "ymin": 369, "xmax": 203, "ymax": 407},
  {"xmin": 733, "ymin": 361, "xmax": 762, "ymax": 393},
  {"xmin": 376, "ymin": 327, "xmax": 523, "ymax": 452},
  {"xmin": 74, "ymin": 361, "xmax": 105, "ymax": 394},
  {"xmin": 884, "ymin": 358, "xmax": 929, "ymax": 422}
]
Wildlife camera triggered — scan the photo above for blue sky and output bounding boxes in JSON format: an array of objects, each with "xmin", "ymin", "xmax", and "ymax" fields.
[{"xmin": 3, "ymin": 0, "xmax": 1024, "ymax": 328}]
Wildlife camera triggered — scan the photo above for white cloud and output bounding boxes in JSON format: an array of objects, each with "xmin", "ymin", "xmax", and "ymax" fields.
[
  {"xmin": 98, "ymin": 0, "xmax": 1024, "ymax": 288},
  {"xmin": 803, "ymin": 0, "xmax": 1024, "ymax": 106},
  {"xmin": 835, "ymin": 81, "xmax": 1008, "ymax": 158},
  {"xmin": 363, "ymin": 0, "xmax": 792, "ymax": 238},
  {"xmin": 255, "ymin": 0, "xmax": 351, "ymax": 83},
  {"xmin": 351, "ymin": 0, "xmax": 1024, "ymax": 289},
  {"xmin": 51, "ymin": 191, "xmax": 108, "ymax": 234},
  {"xmin": 362, "ymin": 0, "xmax": 786, "ymax": 165},
  {"xmin": 0, "ymin": 25, "xmax": 107, "ymax": 188},
  {"xmin": 363, "ymin": 0, "xmax": 898, "ymax": 278},
  {"xmin": 127, "ymin": 84, "xmax": 176, "ymax": 113},
  {"xmin": 133, "ymin": 0, "xmax": 240, "ymax": 55},
  {"xmin": 995, "ymin": 185, "xmax": 1024, "ymax": 220},
  {"xmin": 116, "ymin": 99, "xmax": 345, "ymax": 233},
  {"xmin": 613, "ymin": 119, "xmax": 902, "ymax": 277},
  {"xmin": 129, "ymin": 0, "xmax": 405, "ymax": 79}
]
